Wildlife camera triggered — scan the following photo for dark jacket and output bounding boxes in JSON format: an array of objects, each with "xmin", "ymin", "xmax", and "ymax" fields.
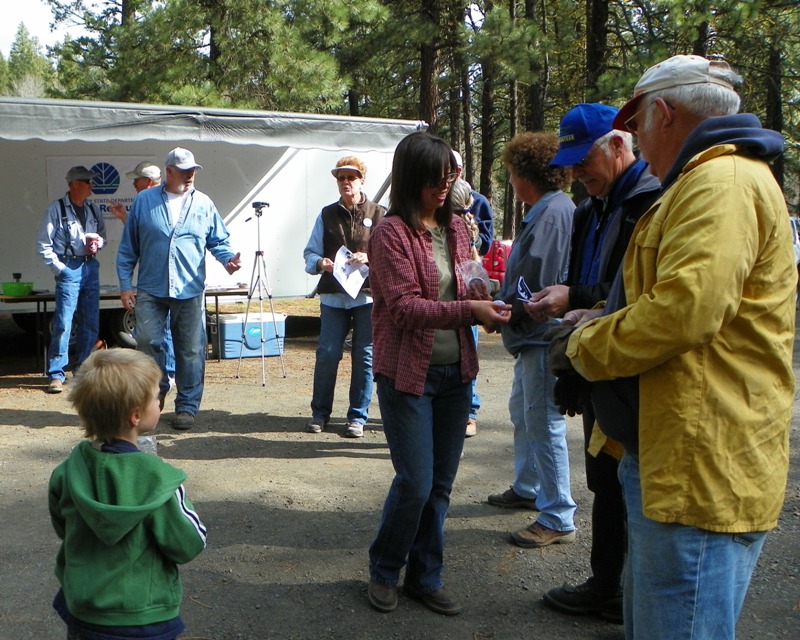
[
  {"xmin": 565, "ymin": 159, "xmax": 660, "ymax": 310},
  {"xmin": 317, "ymin": 197, "xmax": 386, "ymax": 295}
]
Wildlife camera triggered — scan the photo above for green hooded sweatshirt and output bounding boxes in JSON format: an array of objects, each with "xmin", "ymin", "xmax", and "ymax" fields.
[{"xmin": 49, "ymin": 440, "xmax": 207, "ymax": 626}]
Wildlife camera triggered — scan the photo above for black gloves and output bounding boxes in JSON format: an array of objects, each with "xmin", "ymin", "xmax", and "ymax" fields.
[
  {"xmin": 544, "ymin": 323, "xmax": 587, "ymax": 416},
  {"xmin": 543, "ymin": 324, "xmax": 577, "ymax": 377},
  {"xmin": 553, "ymin": 374, "xmax": 591, "ymax": 417}
]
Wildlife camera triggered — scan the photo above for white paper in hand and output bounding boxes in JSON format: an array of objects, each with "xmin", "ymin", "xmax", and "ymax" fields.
[{"xmin": 333, "ymin": 245, "xmax": 368, "ymax": 299}]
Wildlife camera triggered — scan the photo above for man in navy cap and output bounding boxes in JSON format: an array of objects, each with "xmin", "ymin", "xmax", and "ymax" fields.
[
  {"xmin": 37, "ymin": 165, "xmax": 107, "ymax": 393},
  {"xmin": 522, "ymin": 103, "xmax": 660, "ymax": 623},
  {"xmin": 117, "ymin": 148, "xmax": 242, "ymax": 430}
]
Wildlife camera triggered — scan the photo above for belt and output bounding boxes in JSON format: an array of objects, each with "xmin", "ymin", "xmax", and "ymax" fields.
[{"xmin": 61, "ymin": 255, "xmax": 96, "ymax": 263}]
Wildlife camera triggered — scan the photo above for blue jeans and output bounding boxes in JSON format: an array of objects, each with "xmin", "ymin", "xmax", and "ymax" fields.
[
  {"xmin": 47, "ymin": 258, "xmax": 100, "ymax": 381},
  {"xmin": 369, "ymin": 366, "xmax": 470, "ymax": 594},
  {"xmin": 618, "ymin": 454, "xmax": 767, "ymax": 639},
  {"xmin": 469, "ymin": 325, "xmax": 481, "ymax": 419},
  {"xmin": 311, "ymin": 303, "xmax": 373, "ymax": 424},
  {"xmin": 135, "ymin": 291, "xmax": 205, "ymax": 415},
  {"xmin": 508, "ymin": 345, "xmax": 576, "ymax": 531},
  {"xmin": 164, "ymin": 320, "xmax": 176, "ymax": 377},
  {"xmin": 134, "ymin": 315, "xmax": 175, "ymax": 376}
]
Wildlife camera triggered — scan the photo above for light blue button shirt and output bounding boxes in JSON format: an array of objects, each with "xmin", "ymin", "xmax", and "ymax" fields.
[{"xmin": 117, "ymin": 185, "xmax": 235, "ymax": 299}]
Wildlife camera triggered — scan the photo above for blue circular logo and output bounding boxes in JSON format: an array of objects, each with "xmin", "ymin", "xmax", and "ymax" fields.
[{"xmin": 90, "ymin": 162, "xmax": 121, "ymax": 195}]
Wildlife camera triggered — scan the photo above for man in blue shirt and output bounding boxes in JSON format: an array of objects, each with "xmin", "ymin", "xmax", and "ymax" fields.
[{"xmin": 117, "ymin": 148, "xmax": 241, "ymax": 430}]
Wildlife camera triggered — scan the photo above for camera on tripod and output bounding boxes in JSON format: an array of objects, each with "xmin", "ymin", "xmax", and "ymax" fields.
[{"xmin": 246, "ymin": 201, "xmax": 269, "ymax": 221}]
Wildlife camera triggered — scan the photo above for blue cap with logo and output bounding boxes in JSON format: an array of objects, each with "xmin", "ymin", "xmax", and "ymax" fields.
[{"xmin": 550, "ymin": 103, "xmax": 619, "ymax": 167}]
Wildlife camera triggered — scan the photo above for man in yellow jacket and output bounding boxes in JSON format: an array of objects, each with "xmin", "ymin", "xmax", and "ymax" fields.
[{"xmin": 551, "ymin": 55, "xmax": 796, "ymax": 639}]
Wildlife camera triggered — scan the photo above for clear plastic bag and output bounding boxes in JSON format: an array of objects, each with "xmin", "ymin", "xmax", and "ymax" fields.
[
  {"xmin": 457, "ymin": 260, "xmax": 492, "ymax": 299},
  {"xmin": 136, "ymin": 435, "xmax": 158, "ymax": 456}
]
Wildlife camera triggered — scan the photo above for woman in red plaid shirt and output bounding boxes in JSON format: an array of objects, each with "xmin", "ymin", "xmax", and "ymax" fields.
[{"xmin": 365, "ymin": 131, "xmax": 511, "ymax": 616}]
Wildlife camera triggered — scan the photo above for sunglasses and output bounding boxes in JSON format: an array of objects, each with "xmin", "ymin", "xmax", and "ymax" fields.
[
  {"xmin": 427, "ymin": 172, "xmax": 458, "ymax": 188},
  {"xmin": 337, "ymin": 174, "xmax": 361, "ymax": 182},
  {"xmin": 624, "ymin": 97, "xmax": 673, "ymax": 134},
  {"xmin": 624, "ymin": 102, "xmax": 651, "ymax": 135}
]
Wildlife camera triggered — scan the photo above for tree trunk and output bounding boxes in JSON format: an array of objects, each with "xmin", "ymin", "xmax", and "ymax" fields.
[
  {"xmin": 765, "ymin": 43, "xmax": 784, "ymax": 188},
  {"xmin": 523, "ymin": 0, "xmax": 546, "ymax": 132},
  {"xmin": 121, "ymin": 0, "xmax": 136, "ymax": 26},
  {"xmin": 692, "ymin": 21, "xmax": 710, "ymax": 56},
  {"xmin": 480, "ymin": 57, "xmax": 496, "ymax": 206},
  {"xmin": 586, "ymin": 0, "xmax": 609, "ymax": 99},
  {"xmin": 460, "ymin": 68, "xmax": 474, "ymax": 184},
  {"xmin": 447, "ymin": 1, "xmax": 468, "ymax": 166},
  {"xmin": 345, "ymin": 89, "xmax": 358, "ymax": 116},
  {"xmin": 419, "ymin": 1, "xmax": 442, "ymax": 131}
]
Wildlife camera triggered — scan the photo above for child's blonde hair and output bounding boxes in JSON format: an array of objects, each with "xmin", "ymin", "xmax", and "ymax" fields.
[{"xmin": 68, "ymin": 350, "xmax": 161, "ymax": 442}]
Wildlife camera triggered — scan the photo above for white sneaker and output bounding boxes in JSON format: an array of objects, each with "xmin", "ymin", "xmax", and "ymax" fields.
[{"xmin": 344, "ymin": 421, "xmax": 364, "ymax": 438}]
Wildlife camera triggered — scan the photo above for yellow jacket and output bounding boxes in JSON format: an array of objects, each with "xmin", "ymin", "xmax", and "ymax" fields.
[{"xmin": 568, "ymin": 144, "xmax": 796, "ymax": 532}]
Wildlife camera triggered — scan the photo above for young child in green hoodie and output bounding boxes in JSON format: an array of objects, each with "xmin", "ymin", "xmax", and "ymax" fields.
[{"xmin": 48, "ymin": 349, "xmax": 207, "ymax": 640}]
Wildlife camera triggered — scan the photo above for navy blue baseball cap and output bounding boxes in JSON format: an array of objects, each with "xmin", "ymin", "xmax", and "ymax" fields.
[{"xmin": 550, "ymin": 103, "xmax": 619, "ymax": 167}]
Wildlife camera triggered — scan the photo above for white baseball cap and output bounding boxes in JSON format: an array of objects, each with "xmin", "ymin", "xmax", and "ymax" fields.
[
  {"xmin": 165, "ymin": 147, "xmax": 203, "ymax": 170},
  {"xmin": 330, "ymin": 165, "xmax": 363, "ymax": 178}
]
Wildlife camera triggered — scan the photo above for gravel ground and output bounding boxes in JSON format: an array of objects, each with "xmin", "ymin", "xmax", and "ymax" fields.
[{"xmin": 0, "ymin": 311, "xmax": 797, "ymax": 639}]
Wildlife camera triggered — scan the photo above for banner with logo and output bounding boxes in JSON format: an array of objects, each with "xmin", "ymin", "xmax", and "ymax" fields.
[{"xmin": 46, "ymin": 156, "xmax": 159, "ymax": 243}]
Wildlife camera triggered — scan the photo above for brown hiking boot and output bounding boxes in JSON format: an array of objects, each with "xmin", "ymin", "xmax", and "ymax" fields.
[
  {"xmin": 465, "ymin": 418, "xmax": 477, "ymax": 437},
  {"xmin": 368, "ymin": 580, "xmax": 397, "ymax": 613},
  {"xmin": 487, "ymin": 486, "xmax": 538, "ymax": 510},
  {"xmin": 510, "ymin": 521, "xmax": 576, "ymax": 548}
]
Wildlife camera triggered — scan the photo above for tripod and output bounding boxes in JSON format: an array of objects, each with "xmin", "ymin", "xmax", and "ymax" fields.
[{"xmin": 236, "ymin": 201, "xmax": 287, "ymax": 385}]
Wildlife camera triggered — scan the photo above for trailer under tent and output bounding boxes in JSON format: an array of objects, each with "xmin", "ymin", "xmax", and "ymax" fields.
[{"xmin": 0, "ymin": 97, "xmax": 424, "ymax": 340}]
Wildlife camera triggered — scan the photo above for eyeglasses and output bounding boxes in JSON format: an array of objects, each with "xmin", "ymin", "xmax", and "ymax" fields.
[
  {"xmin": 77, "ymin": 179, "xmax": 93, "ymax": 185},
  {"xmin": 427, "ymin": 172, "xmax": 458, "ymax": 188},
  {"xmin": 573, "ymin": 145, "xmax": 600, "ymax": 169},
  {"xmin": 624, "ymin": 97, "xmax": 663, "ymax": 134},
  {"xmin": 336, "ymin": 174, "xmax": 361, "ymax": 182}
]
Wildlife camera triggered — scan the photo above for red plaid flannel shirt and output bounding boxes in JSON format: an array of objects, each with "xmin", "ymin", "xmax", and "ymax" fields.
[{"xmin": 368, "ymin": 214, "xmax": 478, "ymax": 396}]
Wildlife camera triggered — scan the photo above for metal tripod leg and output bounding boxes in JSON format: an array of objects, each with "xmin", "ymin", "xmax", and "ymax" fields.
[{"xmin": 236, "ymin": 249, "xmax": 287, "ymax": 384}]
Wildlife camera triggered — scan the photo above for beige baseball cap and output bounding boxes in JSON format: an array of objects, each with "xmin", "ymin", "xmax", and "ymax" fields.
[
  {"xmin": 126, "ymin": 161, "xmax": 161, "ymax": 180},
  {"xmin": 613, "ymin": 55, "xmax": 735, "ymax": 132}
]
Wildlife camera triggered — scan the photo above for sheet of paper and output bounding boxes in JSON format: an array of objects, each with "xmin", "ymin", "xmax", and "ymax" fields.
[{"xmin": 333, "ymin": 245, "xmax": 369, "ymax": 299}]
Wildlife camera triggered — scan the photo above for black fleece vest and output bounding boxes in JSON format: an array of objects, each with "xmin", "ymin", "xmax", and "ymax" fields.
[{"xmin": 317, "ymin": 197, "xmax": 386, "ymax": 295}]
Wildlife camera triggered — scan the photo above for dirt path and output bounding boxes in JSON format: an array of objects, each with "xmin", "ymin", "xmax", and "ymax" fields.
[{"xmin": 0, "ymin": 315, "xmax": 797, "ymax": 639}]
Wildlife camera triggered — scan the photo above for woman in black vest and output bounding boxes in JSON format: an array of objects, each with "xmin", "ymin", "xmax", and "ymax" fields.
[{"xmin": 302, "ymin": 157, "xmax": 386, "ymax": 437}]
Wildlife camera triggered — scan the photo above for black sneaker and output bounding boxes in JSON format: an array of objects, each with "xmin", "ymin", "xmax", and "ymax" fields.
[
  {"xmin": 543, "ymin": 581, "xmax": 623, "ymax": 624},
  {"xmin": 172, "ymin": 412, "xmax": 195, "ymax": 431}
]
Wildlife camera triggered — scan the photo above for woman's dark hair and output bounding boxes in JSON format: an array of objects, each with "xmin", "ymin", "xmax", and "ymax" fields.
[
  {"xmin": 389, "ymin": 131, "xmax": 457, "ymax": 230},
  {"xmin": 501, "ymin": 132, "xmax": 570, "ymax": 193}
]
